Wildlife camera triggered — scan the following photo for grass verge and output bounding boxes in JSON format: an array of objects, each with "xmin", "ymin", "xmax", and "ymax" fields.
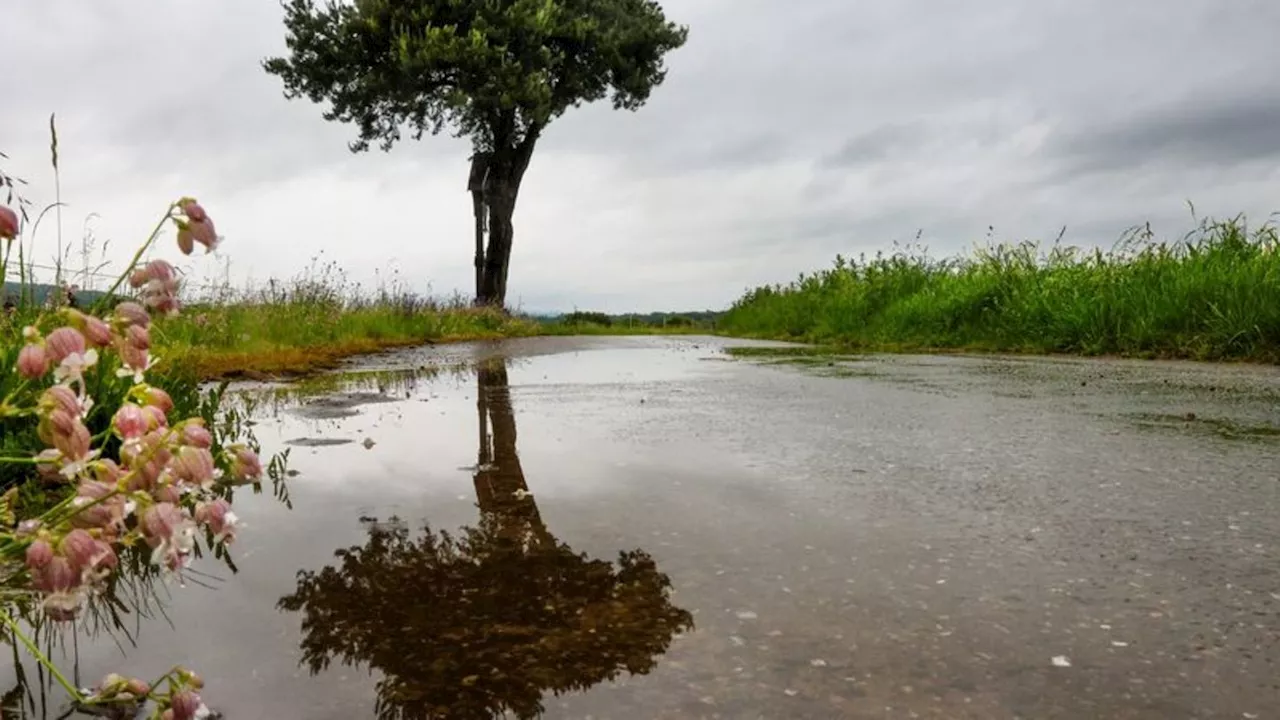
[
  {"xmin": 719, "ymin": 215, "xmax": 1280, "ymax": 363},
  {"xmin": 155, "ymin": 303, "xmax": 540, "ymax": 380}
]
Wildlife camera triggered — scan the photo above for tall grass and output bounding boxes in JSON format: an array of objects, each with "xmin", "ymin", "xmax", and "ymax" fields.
[
  {"xmin": 155, "ymin": 259, "xmax": 540, "ymax": 379},
  {"xmin": 721, "ymin": 215, "xmax": 1280, "ymax": 361}
]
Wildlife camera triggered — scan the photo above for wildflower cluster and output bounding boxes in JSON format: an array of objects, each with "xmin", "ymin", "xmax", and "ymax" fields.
[{"xmin": 1, "ymin": 198, "xmax": 255, "ymax": 716}]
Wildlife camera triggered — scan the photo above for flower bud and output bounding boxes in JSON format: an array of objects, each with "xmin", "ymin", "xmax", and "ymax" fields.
[
  {"xmin": 180, "ymin": 201, "xmax": 208, "ymax": 222},
  {"xmin": 171, "ymin": 690, "xmax": 202, "ymax": 720},
  {"xmin": 113, "ymin": 404, "xmax": 149, "ymax": 440},
  {"xmin": 45, "ymin": 327, "xmax": 87, "ymax": 364},
  {"xmin": 173, "ymin": 446, "xmax": 216, "ymax": 486},
  {"xmin": 17, "ymin": 343, "xmax": 49, "ymax": 379},
  {"xmin": 126, "ymin": 677, "xmax": 151, "ymax": 696},
  {"xmin": 229, "ymin": 445, "xmax": 263, "ymax": 483},
  {"xmin": 188, "ymin": 219, "xmax": 218, "ymax": 253},
  {"xmin": 0, "ymin": 205, "xmax": 19, "ymax": 239},
  {"xmin": 126, "ymin": 324, "xmax": 150, "ymax": 350},
  {"xmin": 17, "ymin": 519, "xmax": 43, "ymax": 538},
  {"xmin": 145, "ymin": 387, "xmax": 174, "ymax": 413},
  {"xmin": 181, "ymin": 423, "xmax": 213, "ymax": 449},
  {"xmin": 119, "ymin": 342, "xmax": 149, "ymax": 374},
  {"xmin": 142, "ymin": 502, "xmax": 182, "ymax": 541},
  {"xmin": 33, "ymin": 555, "xmax": 77, "ymax": 593},
  {"xmin": 52, "ymin": 417, "xmax": 92, "ymax": 461},
  {"xmin": 25, "ymin": 539, "xmax": 54, "ymax": 570},
  {"xmin": 84, "ymin": 316, "xmax": 113, "ymax": 347},
  {"xmin": 98, "ymin": 673, "xmax": 128, "ymax": 694},
  {"xmin": 59, "ymin": 529, "xmax": 99, "ymax": 572},
  {"xmin": 113, "ymin": 301, "xmax": 150, "ymax": 328},
  {"xmin": 41, "ymin": 386, "xmax": 82, "ymax": 418},
  {"xmin": 154, "ymin": 484, "xmax": 182, "ymax": 504},
  {"xmin": 144, "ymin": 404, "xmax": 168, "ymax": 430}
]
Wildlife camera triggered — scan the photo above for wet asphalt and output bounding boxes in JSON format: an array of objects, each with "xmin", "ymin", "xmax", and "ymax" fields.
[{"xmin": 6, "ymin": 335, "xmax": 1278, "ymax": 719}]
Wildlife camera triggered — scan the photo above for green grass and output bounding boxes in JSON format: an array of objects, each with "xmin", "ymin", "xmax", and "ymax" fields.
[
  {"xmin": 155, "ymin": 301, "xmax": 538, "ymax": 380},
  {"xmin": 720, "ymin": 215, "xmax": 1280, "ymax": 362}
]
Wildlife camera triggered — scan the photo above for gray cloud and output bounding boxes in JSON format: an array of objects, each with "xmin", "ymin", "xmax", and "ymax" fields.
[
  {"xmin": 1049, "ymin": 88, "xmax": 1280, "ymax": 175},
  {"xmin": 4, "ymin": 0, "xmax": 1280, "ymax": 312}
]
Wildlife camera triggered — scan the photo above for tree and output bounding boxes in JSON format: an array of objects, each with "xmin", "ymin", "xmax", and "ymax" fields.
[{"xmin": 263, "ymin": 0, "xmax": 689, "ymax": 307}]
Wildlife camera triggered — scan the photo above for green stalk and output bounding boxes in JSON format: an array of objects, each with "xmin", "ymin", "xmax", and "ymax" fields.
[{"xmin": 92, "ymin": 205, "xmax": 175, "ymax": 313}]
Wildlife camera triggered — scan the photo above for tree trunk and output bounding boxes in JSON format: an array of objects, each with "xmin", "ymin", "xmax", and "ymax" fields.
[
  {"xmin": 475, "ymin": 125, "xmax": 541, "ymax": 308},
  {"xmin": 478, "ymin": 177, "xmax": 517, "ymax": 307}
]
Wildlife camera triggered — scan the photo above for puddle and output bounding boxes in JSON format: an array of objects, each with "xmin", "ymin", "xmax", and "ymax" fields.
[{"xmin": 2, "ymin": 336, "xmax": 1277, "ymax": 719}]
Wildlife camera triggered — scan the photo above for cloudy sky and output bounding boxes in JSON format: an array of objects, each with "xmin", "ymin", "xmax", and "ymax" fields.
[{"xmin": 5, "ymin": 1, "xmax": 1280, "ymax": 313}]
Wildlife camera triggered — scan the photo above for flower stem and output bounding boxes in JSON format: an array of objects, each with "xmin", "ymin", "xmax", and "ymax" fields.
[
  {"xmin": 0, "ymin": 609, "xmax": 83, "ymax": 702},
  {"xmin": 93, "ymin": 205, "xmax": 176, "ymax": 312}
]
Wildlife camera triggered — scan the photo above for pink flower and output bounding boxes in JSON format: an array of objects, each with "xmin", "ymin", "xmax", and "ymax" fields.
[
  {"xmin": 144, "ymin": 404, "xmax": 168, "ymax": 430},
  {"xmin": 59, "ymin": 529, "xmax": 99, "ymax": 571},
  {"xmin": 129, "ymin": 259, "xmax": 175, "ymax": 288},
  {"xmin": 40, "ymin": 386, "xmax": 83, "ymax": 418},
  {"xmin": 93, "ymin": 459, "xmax": 124, "ymax": 485},
  {"xmin": 70, "ymin": 480, "xmax": 127, "ymax": 532},
  {"xmin": 112, "ymin": 301, "xmax": 151, "ymax": 328},
  {"xmin": 126, "ymin": 324, "xmax": 150, "ymax": 350},
  {"xmin": 25, "ymin": 539, "xmax": 54, "ymax": 570},
  {"xmin": 181, "ymin": 423, "xmax": 213, "ymax": 449},
  {"xmin": 17, "ymin": 343, "xmax": 49, "ymax": 379},
  {"xmin": 180, "ymin": 201, "xmax": 208, "ymax": 222},
  {"xmin": 113, "ymin": 404, "xmax": 149, "ymax": 441},
  {"xmin": 117, "ymin": 341, "xmax": 151, "ymax": 382},
  {"xmin": 195, "ymin": 498, "xmax": 237, "ymax": 543},
  {"xmin": 0, "ymin": 205, "xmax": 19, "ymax": 239},
  {"xmin": 45, "ymin": 327, "xmax": 86, "ymax": 365},
  {"xmin": 141, "ymin": 502, "xmax": 196, "ymax": 570},
  {"xmin": 84, "ymin": 316, "xmax": 113, "ymax": 346},
  {"xmin": 180, "ymin": 219, "xmax": 219, "ymax": 254},
  {"xmin": 31, "ymin": 555, "xmax": 77, "ymax": 594},
  {"xmin": 171, "ymin": 690, "xmax": 203, "ymax": 720},
  {"xmin": 16, "ymin": 519, "xmax": 43, "ymax": 538},
  {"xmin": 141, "ymin": 502, "xmax": 185, "ymax": 541},
  {"xmin": 229, "ymin": 445, "xmax": 263, "ymax": 483},
  {"xmin": 146, "ymin": 387, "xmax": 174, "ymax": 414},
  {"xmin": 172, "ymin": 446, "xmax": 217, "ymax": 487},
  {"xmin": 154, "ymin": 484, "xmax": 182, "ymax": 504},
  {"xmin": 52, "ymin": 415, "xmax": 91, "ymax": 460},
  {"xmin": 65, "ymin": 309, "xmax": 113, "ymax": 347}
]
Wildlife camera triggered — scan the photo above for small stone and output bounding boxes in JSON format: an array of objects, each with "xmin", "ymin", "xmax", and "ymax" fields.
[
  {"xmin": 810, "ymin": 659, "xmax": 828, "ymax": 667},
  {"xmin": 1111, "ymin": 641, "xmax": 1129, "ymax": 648},
  {"xmin": 362, "ymin": 437, "xmax": 376, "ymax": 449},
  {"xmin": 784, "ymin": 689, "xmax": 799, "ymax": 697},
  {"xmin": 736, "ymin": 610, "xmax": 758, "ymax": 620},
  {"xmin": 1051, "ymin": 655, "xmax": 1072, "ymax": 668}
]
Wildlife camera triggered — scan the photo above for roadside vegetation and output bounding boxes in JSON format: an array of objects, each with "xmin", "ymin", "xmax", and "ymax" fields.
[{"xmin": 721, "ymin": 216, "xmax": 1280, "ymax": 362}]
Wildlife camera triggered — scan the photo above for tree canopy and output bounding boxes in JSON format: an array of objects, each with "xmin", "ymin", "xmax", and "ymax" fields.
[{"xmin": 263, "ymin": 0, "xmax": 688, "ymax": 157}]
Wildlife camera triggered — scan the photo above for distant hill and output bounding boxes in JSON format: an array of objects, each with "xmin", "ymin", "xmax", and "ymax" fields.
[
  {"xmin": 2, "ymin": 282, "xmax": 107, "ymax": 307},
  {"xmin": 532, "ymin": 310, "xmax": 722, "ymax": 328}
]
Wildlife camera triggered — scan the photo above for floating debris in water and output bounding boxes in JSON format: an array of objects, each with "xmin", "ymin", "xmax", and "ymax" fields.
[
  {"xmin": 1111, "ymin": 641, "xmax": 1129, "ymax": 648},
  {"xmin": 512, "ymin": 488, "xmax": 533, "ymax": 500},
  {"xmin": 810, "ymin": 659, "xmax": 828, "ymax": 667},
  {"xmin": 362, "ymin": 437, "xmax": 376, "ymax": 449},
  {"xmin": 784, "ymin": 689, "xmax": 799, "ymax": 697},
  {"xmin": 1051, "ymin": 655, "xmax": 1072, "ymax": 668},
  {"xmin": 736, "ymin": 610, "xmax": 758, "ymax": 620}
]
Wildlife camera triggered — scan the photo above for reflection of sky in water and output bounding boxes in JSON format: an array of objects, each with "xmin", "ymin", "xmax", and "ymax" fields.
[{"xmin": 5, "ymin": 335, "xmax": 1276, "ymax": 719}]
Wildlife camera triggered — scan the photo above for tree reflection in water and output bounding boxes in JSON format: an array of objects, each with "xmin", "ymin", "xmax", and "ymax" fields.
[{"xmin": 277, "ymin": 360, "xmax": 694, "ymax": 719}]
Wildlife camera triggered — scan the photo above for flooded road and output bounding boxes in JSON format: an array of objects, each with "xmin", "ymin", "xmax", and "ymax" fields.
[{"xmin": 5, "ymin": 336, "xmax": 1279, "ymax": 719}]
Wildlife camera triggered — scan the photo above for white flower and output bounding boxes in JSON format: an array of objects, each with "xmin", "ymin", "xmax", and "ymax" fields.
[
  {"xmin": 115, "ymin": 354, "xmax": 159, "ymax": 384},
  {"xmin": 59, "ymin": 450, "xmax": 101, "ymax": 481},
  {"xmin": 53, "ymin": 348, "xmax": 98, "ymax": 386}
]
